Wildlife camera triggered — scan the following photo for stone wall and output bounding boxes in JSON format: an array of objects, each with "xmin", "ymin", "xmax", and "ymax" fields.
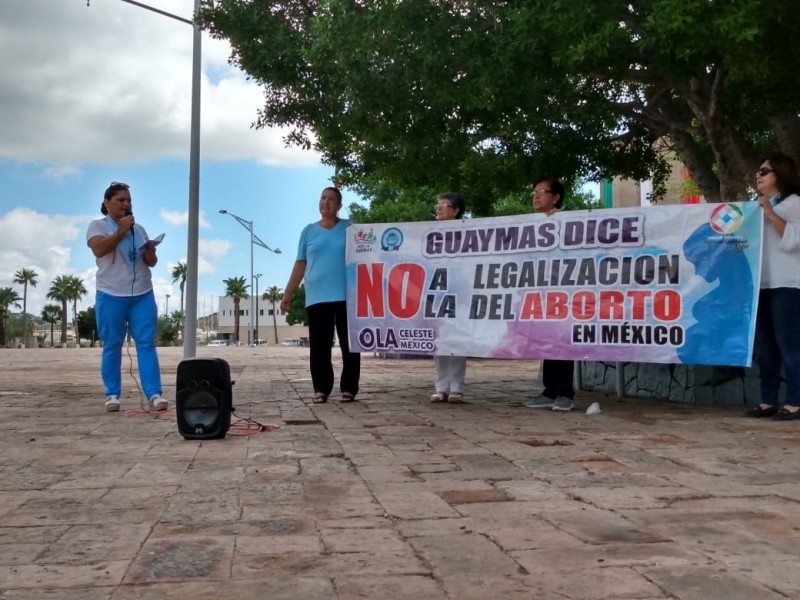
[{"xmin": 578, "ymin": 360, "xmax": 770, "ymax": 407}]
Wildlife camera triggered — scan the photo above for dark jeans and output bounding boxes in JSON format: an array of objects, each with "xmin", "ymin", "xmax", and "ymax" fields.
[
  {"xmin": 756, "ymin": 288, "xmax": 800, "ymax": 407},
  {"xmin": 307, "ymin": 301, "xmax": 361, "ymax": 397},
  {"xmin": 542, "ymin": 359, "xmax": 575, "ymax": 400}
]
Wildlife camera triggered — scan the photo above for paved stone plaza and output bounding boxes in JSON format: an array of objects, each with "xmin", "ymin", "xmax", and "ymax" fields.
[{"xmin": 1, "ymin": 346, "xmax": 800, "ymax": 599}]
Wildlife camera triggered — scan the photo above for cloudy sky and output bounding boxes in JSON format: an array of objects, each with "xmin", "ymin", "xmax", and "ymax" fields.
[{"xmin": 0, "ymin": 0, "xmax": 355, "ymax": 320}]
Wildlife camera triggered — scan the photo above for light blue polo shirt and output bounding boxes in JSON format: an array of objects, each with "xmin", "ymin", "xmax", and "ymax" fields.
[{"xmin": 297, "ymin": 219, "xmax": 350, "ymax": 307}]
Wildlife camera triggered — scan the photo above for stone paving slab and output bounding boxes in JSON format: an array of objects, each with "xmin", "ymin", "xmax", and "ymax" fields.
[{"xmin": 1, "ymin": 346, "xmax": 800, "ymax": 599}]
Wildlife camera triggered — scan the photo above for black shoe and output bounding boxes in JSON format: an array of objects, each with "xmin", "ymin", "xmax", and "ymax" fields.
[
  {"xmin": 744, "ymin": 404, "xmax": 779, "ymax": 418},
  {"xmin": 773, "ymin": 407, "xmax": 800, "ymax": 421}
]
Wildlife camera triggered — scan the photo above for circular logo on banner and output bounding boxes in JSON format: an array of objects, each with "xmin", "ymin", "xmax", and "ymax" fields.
[
  {"xmin": 381, "ymin": 227, "xmax": 404, "ymax": 251},
  {"xmin": 709, "ymin": 203, "xmax": 744, "ymax": 234}
]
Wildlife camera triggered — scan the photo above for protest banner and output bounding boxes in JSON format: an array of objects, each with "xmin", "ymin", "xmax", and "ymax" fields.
[{"xmin": 346, "ymin": 202, "xmax": 762, "ymax": 367}]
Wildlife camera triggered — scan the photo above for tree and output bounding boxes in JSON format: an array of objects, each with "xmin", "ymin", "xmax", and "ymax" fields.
[
  {"xmin": 0, "ymin": 287, "xmax": 22, "ymax": 347},
  {"xmin": 347, "ymin": 179, "xmax": 442, "ymax": 224},
  {"xmin": 65, "ymin": 276, "xmax": 87, "ymax": 346},
  {"xmin": 76, "ymin": 306, "xmax": 97, "ymax": 347},
  {"xmin": 350, "ymin": 178, "xmax": 603, "ymax": 223},
  {"xmin": 284, "ymin": 284, "xmax": 307, "ymax": 327},
  {"xmin": 262, "ymin": 285, "xmax": 283, "ymax": 344},
  {"xmin": 199, "ymin": 0, "xmax": 800, "ymax": 205},
  {"xmin": 13, "ymin": 268, "xmax": 38, "ymax": 338},
  {"xmin": 41, "ymin": 304, "xmax": 61, "ymax": 348},
  {"xmin": 223, "ymin": 276, "xmax": 249, "ymax": 344},
  {"xmin": 171, "ymin": 261, "xmax": 188, "ymax": 336},
  {"xmin": 157, "ymin": 311, "xmax": 183, "ymax": 346},
  {"xmin": 47, "ymin": 275, "xmax": 72, "ymax": 344}
]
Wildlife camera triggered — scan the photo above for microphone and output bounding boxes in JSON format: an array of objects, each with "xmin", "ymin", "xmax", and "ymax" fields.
[{"xmin": 125, "ymin": 210, "xmax": 134, "ymax": 238}]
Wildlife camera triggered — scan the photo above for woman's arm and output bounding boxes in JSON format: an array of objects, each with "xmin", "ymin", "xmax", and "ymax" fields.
[
  {"xmin": 280, "ymin": 260, "xmax": 307, "ymax": 312},
  {"xmin": 87, "ymin": 229, "xmax": 126, "ymax": 258},
  {"xmin": 760, "ymin": 196, "xmax": 787, "ymax": 237},
  {"xmin": 87, "ymin": 215, "xmax": 135, "ymax": 258}
]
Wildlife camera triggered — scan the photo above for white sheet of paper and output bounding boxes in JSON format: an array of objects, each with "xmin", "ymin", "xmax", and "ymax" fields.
[{"xmin": 139, "ymin": 233, "xmax": 165, "ymax": 251}]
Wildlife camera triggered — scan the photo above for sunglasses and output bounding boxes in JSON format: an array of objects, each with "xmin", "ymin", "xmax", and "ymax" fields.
[
  {"xmin": 756, "ymin": 167, "xmax": 774, "ymax": 177},
  {"xmin": 109, "ymin": 181, "xmax": 130, "ymax": 189}
]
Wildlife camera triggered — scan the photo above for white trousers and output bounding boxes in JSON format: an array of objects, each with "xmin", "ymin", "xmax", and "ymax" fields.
[{"xmin": 434, "ymin": 355, "xmax": 467, "ymax": 394}]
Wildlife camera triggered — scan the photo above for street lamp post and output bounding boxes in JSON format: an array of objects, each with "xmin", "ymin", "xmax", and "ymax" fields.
[
  {"xmin": 92, "ymin": 0, "xmax": 202, "ymax": 359},
  {"xmin": 254, "ymin": 273, "xmax": 262, "ymax": 344},
  {"xmin": 165, "ymin": 294, "xmax": 171, "ymax": 315},
  {"xmin": 218, "ymin": 210, "xmax": 281, "ymax": 345}
]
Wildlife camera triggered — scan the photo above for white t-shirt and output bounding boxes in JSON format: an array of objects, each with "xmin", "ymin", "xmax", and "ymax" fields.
[
  {"xmin": 86, "ymin": 216, "xmax": 154, "ymax": 297},
  {"xmin": 761, "ymin": 193, "xmax": 800, "ymax": 289}
]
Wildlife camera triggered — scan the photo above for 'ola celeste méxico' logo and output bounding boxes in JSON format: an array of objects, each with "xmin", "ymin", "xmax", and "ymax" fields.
[
  {"xmin": 709, "ymin": 204, "xmax": 744, "ymax": 234},
  {"xmin": 381, "ymin": 227, "xmax": 404, "ymax": 251}
]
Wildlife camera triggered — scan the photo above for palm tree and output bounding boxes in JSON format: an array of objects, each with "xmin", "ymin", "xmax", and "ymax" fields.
[
  {"xmin": 13, "ymin": 268, "xmax": 38, "ymax": 339},
  {"xmin": 223, "ymin": 276, "xmax": 249, "ymax": 344},
  {"xmin": 41, "ymin": 304, "xmax": 62, "ymax": 348},
  {"xmin": 65, "ymin": 276, "xmax": 87, "ymax": 345},
  {"xmin": 263, "ymin": 285, "xmax": 283, "ymax": 344},
  {"xmin": 171, "ymin": 261, "xmax": 188, "ymax": 338},
  {"xmin": 47, "ymin": 275, "xmax": 72, "ymax": 344},
  {"xmin": 0, "ymin": 287, "xmax": 22, "ymax": 347},
  {"xmin": 171, "ymin": 261, "xmax": 188, "ymax": 314}
]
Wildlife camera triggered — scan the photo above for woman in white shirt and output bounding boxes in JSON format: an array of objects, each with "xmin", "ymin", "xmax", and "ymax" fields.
[
  {"xmin": 430, "ymin": 192, "xmax": 469, "ymax": 404},
  {"xmin": 86, "ymin": 182, "xmax": 167, "ymax": 413},
  {"xmin": 745, "ymin": 153, "xmax": 800, "ymax": 420}
]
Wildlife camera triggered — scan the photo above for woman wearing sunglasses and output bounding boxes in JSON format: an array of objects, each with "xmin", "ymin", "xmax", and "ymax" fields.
[
  {"xmin": 430, "ymin": 192, "xmax": 469, "ymax": 404},
  {"xmin": 86, "ymin": 182, "xmax": 167, "ymax": 413},
  {"xmin": 745, "ymin": 153, "xmax": 800, "ymax": 420}
]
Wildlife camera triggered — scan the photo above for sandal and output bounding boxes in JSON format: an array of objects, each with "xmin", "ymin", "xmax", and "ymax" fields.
[
  {"xmin": 312, "ymin": 392, "xmax": 328, "ymax": 404},
  {"xmin": 447, "ymin": 393, "xmax": 464, "ymax": 404},
  {"xmin": 341, "ymin": 392, "xmax": 356, "ymax": 403},
  {"xmin": 430, "ymin": 392, "xmax": 449, "ymax": 403}
]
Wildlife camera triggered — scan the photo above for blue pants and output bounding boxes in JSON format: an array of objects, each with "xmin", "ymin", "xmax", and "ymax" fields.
[
  {"xmin": 756, "ymin": 288, "xmax": 800, "ymax": 407},
  {"xmin": 95, "ymin": 290, "xmax": 162, "ymax": 399}
]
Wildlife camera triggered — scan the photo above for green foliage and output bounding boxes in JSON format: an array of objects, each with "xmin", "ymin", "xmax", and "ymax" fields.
[
  {"xmin": 41, "ymin": 303, "xmax": 62, "ymax": 347},
  {"xmin": 171, "ymin": 260, "xmax": 188, "ymax": 321},
  {"xmin": 563, "ymin": 187, "xmax": 604, "ymax": 212},
  {"xmin": 0, "ymin": 286, "xmax": 22, "ymax": 346},
  {"xmin": 262, "ymin": 284, "xmax": 284, "ymax": 344},
  {"xmin": 76, "ymin": 306, "xmax": 97, "ymax": 347},
  {"xmin": 157, "ymin": 311, "xmax": 183, "ymax": 347},
  {"xmin": 4, "ymin": 314, "xmax": 24, "ymax": 346},
  {"xmin": 224, "ymin": 275, "xmax": 249, "ymax": 343},
  {"xmin": 348, "ymin": 179, "xmax": 440, "ymax": 224},
  {"xmin": 13, "ymin": 267, "xmax": 38, "ymax": 334},
  {"xmin": 285, "ymin": 284, "xmax": 307, "ymax": 326},
  {"xmin": 47, "ymin": 275, "xmax": 72, "ymax": 343},
  {"xmin": 199, "ymin": 0, "xmax": 800, "ymax": 205}
]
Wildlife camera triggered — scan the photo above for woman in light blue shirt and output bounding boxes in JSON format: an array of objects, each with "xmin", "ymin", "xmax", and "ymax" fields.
[{"xmin": 280, "ymin": 187, "xmax": 361, "ymax": 403}]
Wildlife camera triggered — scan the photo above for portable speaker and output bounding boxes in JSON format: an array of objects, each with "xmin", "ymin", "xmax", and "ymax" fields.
[{"xmin": 176, "ymin": 358, "xmax": 233, "ymax": 440}]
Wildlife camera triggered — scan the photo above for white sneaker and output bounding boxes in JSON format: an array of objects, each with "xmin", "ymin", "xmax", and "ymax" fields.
[
  {"xmin": 149, "ymin": 394, "xmax": 169, "ymax": 411},
  {"xmin": 524, "ymin": 394, "xmax": 555, "ymax": 409},
  {"xmin": 105, "ymin": 395, "xmax": 120, "ymax": 412}
]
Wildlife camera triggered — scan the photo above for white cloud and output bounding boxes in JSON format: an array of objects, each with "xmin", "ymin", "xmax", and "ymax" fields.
[
  {"xmin": 0, "ymin": 208, "xmax": 88, "ymax": 315},
  {"xmin": 0, "ymin": 0, "xmax": 321, "ymax": 171},
  {"xmin": 201, "ymin": 238, "xmax": 233, "ymax": 258},
  {"xmin": 160, "ymin": 208, "xmax": 211, "ymax": 229}
]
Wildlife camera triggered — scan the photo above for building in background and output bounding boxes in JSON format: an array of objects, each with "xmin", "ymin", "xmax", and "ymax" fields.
[
  {"xmin": 217, "ymin": 296, "xmax": 308, "ymax": 345},
  {"xmin": 600, "ymin": 160, "xmax": 703, "ymax": 208}
]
